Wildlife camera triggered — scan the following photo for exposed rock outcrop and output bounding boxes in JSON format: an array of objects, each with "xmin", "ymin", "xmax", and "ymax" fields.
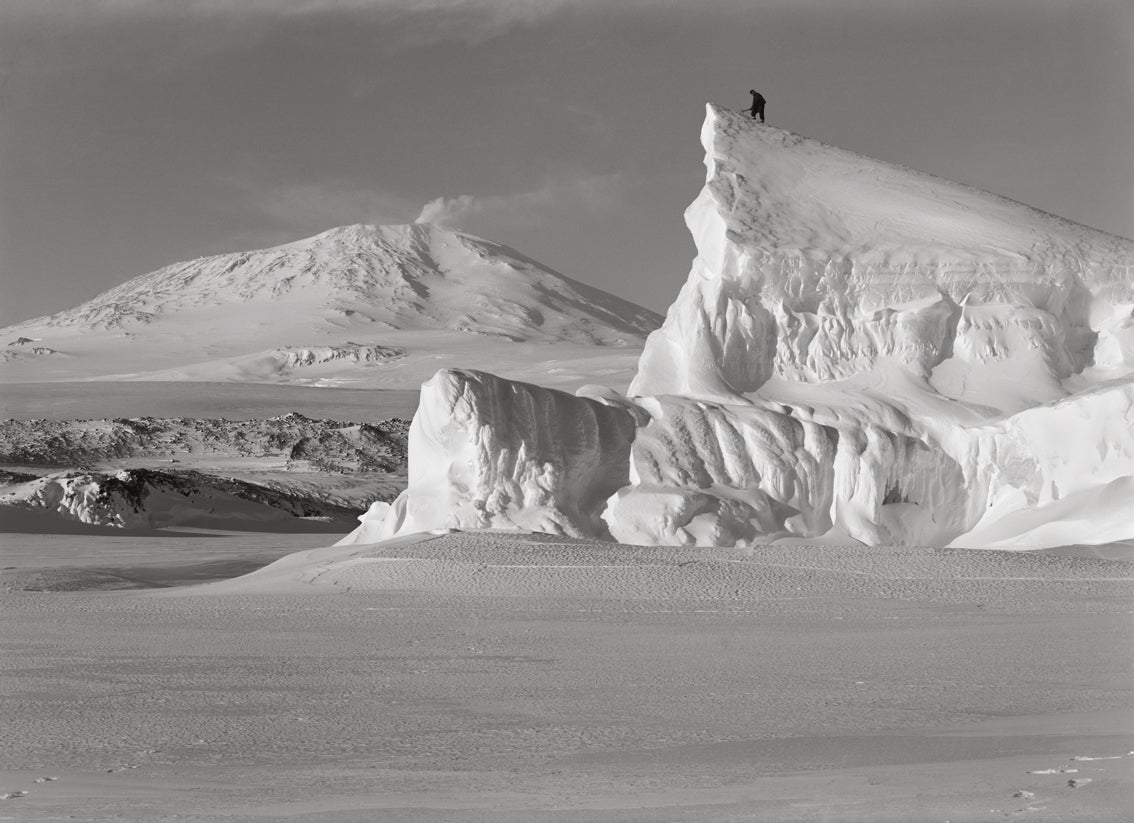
[{"xmin": 1, "ymin": 469, "xmax": 361, "ymax": 530}]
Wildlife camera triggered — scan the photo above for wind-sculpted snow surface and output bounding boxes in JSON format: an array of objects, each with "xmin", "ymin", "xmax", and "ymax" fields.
[
  {"xmin": 605, "ymin": 396, "xmax": 841, "ymax": 545},
  {"xmin": 346, "ymin": 105, "xmax": 1134, "ymax": 550},
  {"xmin": 944, "ymin": 381, "xmax": 1134, "ymax": 548}
]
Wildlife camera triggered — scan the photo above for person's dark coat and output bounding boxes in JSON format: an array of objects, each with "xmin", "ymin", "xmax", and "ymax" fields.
[{"xmin": 748, "ymin": 90, "xmax": 766, "ymax": 122}]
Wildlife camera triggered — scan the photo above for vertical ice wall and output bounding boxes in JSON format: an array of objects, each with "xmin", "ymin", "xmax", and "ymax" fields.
[{"xmin": 340, "ymin": 369, "xmax": 640, "ymax": 545}]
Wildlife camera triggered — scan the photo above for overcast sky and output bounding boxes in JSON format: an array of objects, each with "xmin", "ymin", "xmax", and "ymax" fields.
[{"xmin": 2, "ymin": 0, "xmax": 1131, "ymax": 325}]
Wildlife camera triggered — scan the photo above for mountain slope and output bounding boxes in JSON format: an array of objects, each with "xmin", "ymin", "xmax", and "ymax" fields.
[{"xmin": 0, "ymin": 224, "xmax": 661, "ymax": 389}]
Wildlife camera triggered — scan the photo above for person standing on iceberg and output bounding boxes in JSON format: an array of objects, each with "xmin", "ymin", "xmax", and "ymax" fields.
[{"xmin": 747, "ymin": 89, "xmax": 766, "ymax": 122}]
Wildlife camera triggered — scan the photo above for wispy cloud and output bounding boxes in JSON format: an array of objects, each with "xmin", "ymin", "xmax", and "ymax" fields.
[
  {"xmin": 83, "ymin": 0, "xmax": 561, "ymax": 13},
  {"xmin": 231, "ymin": 177, "xmax": 418, "ymax": 232},
  {"xmin": 10, "ymin": 0, "xmax": 1103, "ymax": 53},
  {"xmin": 11, "ymin": 0, "xmax": 1092, "ymax": 16},
  {"xmin": 7, "ymin": 0, "xmax": 570, "ymax": 45},
  {"xmin": 415, "ymin": 173, "xmax": 626, "ymax": 233}
]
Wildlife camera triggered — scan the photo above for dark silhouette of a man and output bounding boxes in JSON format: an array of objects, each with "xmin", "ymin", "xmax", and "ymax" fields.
[{"xmin": 748, "ymin": 90, "xmax": 766, "ymax": 122}]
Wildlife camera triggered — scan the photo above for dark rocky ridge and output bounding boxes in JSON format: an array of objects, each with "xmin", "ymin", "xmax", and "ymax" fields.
[{"xmin": 0, "ymin": 413, "xmax": 410, "ymax": 473}]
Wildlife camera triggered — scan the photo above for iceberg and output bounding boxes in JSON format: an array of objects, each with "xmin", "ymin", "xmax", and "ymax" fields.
[{"xmin": 343, "ymin": 105, "xmax": 1134, "ymax": 550}]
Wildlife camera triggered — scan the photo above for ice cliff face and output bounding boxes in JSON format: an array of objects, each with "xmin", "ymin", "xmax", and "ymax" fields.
[
  {"xmin": 632, "ymin": 106, "xmax": 1132, "ymax": 408},
  {"xmin": 345, "ymin": 370, "xmax": 639, "ymax": 544},
  {"xmin": 343, "ymin": 105, "xmax": 1134, "ymax": 550},
  {"xmin": 602, "ymin": 394, "xmax": 971, "ymax": 547}
]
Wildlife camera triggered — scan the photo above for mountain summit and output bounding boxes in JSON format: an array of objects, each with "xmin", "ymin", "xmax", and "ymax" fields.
[
  {"xmin": 9, "ymin": 223, "xmax": 658, "ymax": 343},
  {"xmin": 0, "ymin": 224, "xmax": 661, "ymax": 388}
]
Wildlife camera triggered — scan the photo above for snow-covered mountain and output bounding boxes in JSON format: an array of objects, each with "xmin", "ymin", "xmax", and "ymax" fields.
[
  {"xmin": 345, "ymin": 105, "xmax": 1134, "ymax": 551},
  {"xmin": 0, "ymin": 224, "xmax": 662, "ymax": 389}
]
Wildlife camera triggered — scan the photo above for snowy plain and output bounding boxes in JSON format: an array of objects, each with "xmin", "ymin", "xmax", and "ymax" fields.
[
  {"xmin": 2, "ymin": 532, "xmax": 1133, "ymax": 821},
  {"xmin": 0, "ymin": 381, "xmax": 420, "ymax": 422}
]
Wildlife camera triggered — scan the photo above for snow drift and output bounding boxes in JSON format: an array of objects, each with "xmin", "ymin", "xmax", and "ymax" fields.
[{"xmin": 343, "ymin": 105, "xmax": 1134, "ymax": 551}]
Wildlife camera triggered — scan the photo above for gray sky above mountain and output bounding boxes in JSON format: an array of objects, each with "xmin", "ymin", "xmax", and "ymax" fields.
[{"xmin": 2, "ymin": 0, "xmax": 1131, "ymax": 325}]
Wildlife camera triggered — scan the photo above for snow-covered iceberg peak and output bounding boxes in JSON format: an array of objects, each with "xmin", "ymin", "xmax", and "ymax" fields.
[{"xmin": 631, "ymin": 104, "xmax": 1134, "ymax": 408}]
